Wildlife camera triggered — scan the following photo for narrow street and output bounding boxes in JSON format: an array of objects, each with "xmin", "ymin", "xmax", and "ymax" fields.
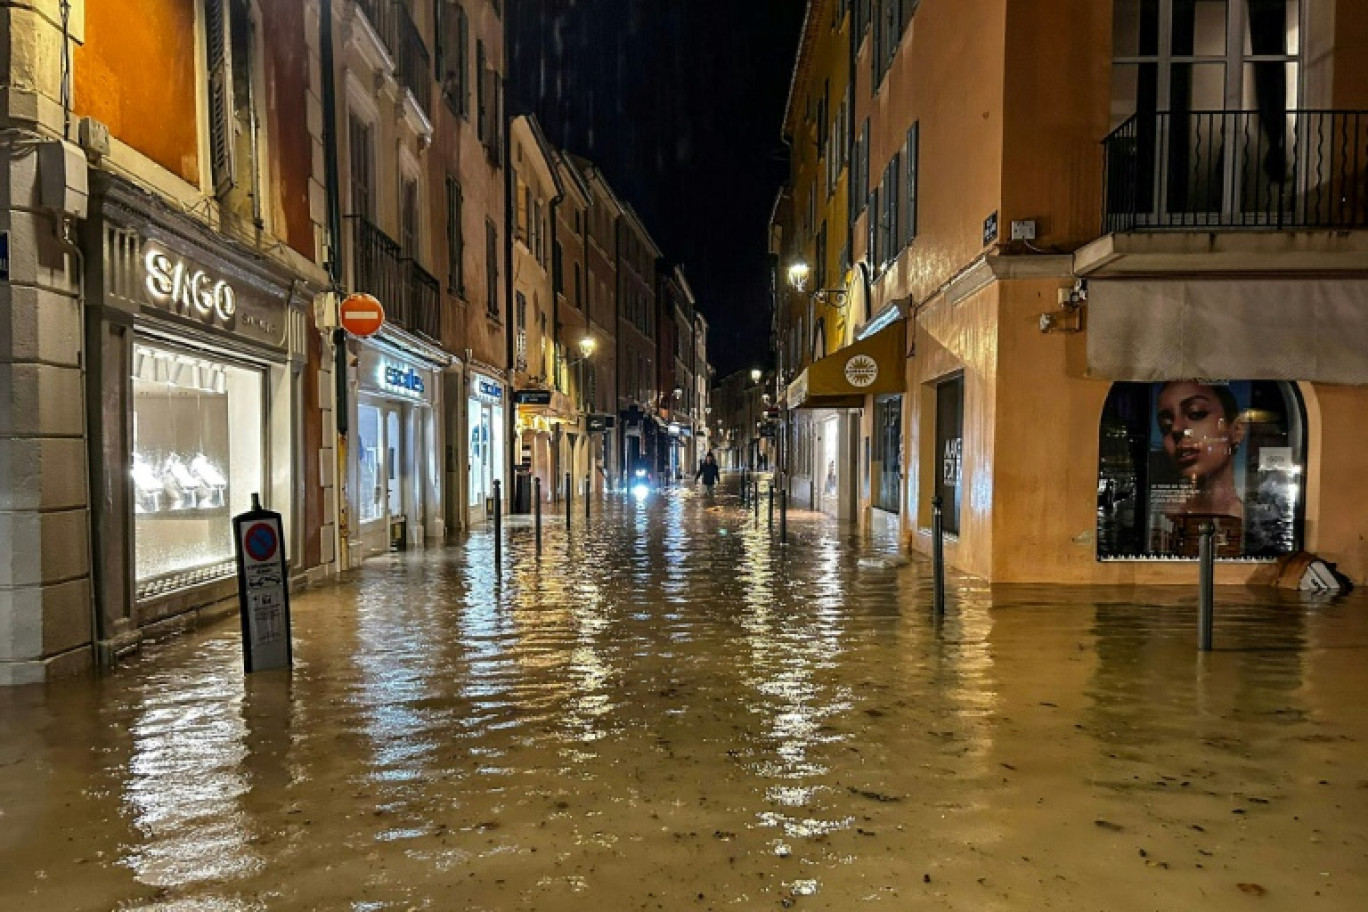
[{"xmin": 3, "ymin": 476, "xmax": 1367, "ymax": 911}]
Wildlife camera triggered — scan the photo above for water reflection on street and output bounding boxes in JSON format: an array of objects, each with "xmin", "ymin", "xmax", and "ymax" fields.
[{"xmin": 4, "ymin": 478, "xmax": 1368, "ymax": 910}]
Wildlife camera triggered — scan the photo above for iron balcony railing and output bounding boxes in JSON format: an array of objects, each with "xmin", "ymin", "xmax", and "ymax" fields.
[
  {"xmin": 355, "ymin": 0, "xmax": 431, "ymax": 118},
  {"xmin": 348, "ymin": 215, "xmax": 441, "ymax": 342},
  {"xmin": 401, "ymin": 258, "xmax": 441, "ymax": 341},
  {"xmin": 1103, "ymin": 109, "xmax": 1368, "ymax": 233}
]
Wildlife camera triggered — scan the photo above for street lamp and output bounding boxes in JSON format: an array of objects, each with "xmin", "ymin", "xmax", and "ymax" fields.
[
  {"xmin": 786, "ymin": 259, "xmax": 848, "ymax": 306},
  {"xmin": 750, "ymin": 368, "xmax": 762, "ymax": 383},
  {"xmin": 575, "ymin": 335, "xmax": 596, "ymax": 413}
]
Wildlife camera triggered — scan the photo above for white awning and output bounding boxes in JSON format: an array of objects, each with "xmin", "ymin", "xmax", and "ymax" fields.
[{"xmin": 1086, "ymin": 278, "xmax": 1368, "ymax": 384}]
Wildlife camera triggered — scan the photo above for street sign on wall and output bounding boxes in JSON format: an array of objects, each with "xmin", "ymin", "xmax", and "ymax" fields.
[
  {"xmin": 232, "ymin": 494, "xmax": 293, "ymax": 672},
  {"xmin": 339, "ymin": 293, "xmax": 385, "ymax": 338}
]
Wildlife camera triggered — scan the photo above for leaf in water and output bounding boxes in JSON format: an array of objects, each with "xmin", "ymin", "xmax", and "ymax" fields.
[{"xmin": 1237, "ymin": 883, "xmax": 1267, "ymax": 896}]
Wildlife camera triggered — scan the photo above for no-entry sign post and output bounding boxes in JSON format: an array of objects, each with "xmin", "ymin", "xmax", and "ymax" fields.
[
  {"xmin": 232, "ymin": 493, "xmax": 293, "ymax": 673},
  {"xmin": 338, "ymin": 292, "xmax": 385, "ymax": 338}
]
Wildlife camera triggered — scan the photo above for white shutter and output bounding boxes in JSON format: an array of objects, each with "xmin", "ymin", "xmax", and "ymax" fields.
[{"xmin": 206, "ymin": 0, "xmax": 236, "ymax": 196}]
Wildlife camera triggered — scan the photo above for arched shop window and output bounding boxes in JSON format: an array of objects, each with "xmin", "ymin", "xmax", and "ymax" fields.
[{"xmin": 1096, "ymin": 380, "xmax": 1305, "ymax": 560}]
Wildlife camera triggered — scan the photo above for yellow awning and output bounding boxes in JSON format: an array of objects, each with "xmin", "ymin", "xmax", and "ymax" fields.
[{"xmin": 786, "ymin": 320, "xmax": 906, "ymax": 409}]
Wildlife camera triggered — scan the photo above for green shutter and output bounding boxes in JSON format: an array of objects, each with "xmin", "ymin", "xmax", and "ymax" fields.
[{"xmin": 206, "ymin": 0, "xmax": 236, "ymax": 195}]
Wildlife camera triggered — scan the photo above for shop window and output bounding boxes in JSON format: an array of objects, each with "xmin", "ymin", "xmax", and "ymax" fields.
[
  {"xmin": 934, "ymin": 375, "xmax": 964, "ymax": 535},
  {"xmin": 131, "ymin": 342, "xmax": 263, "ymax": 599},
  {"xmin": 1096, "ymin": 380, "xmax": 1305, "ymax": 560}
]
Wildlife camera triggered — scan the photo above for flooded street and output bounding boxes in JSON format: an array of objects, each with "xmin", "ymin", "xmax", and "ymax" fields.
[{"xmin": 4, "ymin": 478, "xmax": 1368, "ymax": 911}]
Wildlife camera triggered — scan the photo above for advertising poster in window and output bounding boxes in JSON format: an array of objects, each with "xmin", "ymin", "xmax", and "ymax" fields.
[
  {"xmin": 935, "ymin": 376, "xmax": 964, "ymax": 535},
  {"xmin": 1097, "ymin": 381, "xmax": 1303, "ymax": 560}
]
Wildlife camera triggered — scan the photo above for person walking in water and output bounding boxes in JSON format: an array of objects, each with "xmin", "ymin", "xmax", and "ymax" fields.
[{"xmin": 695, "ymin": 451, "xmax": 720, "ymax": 496}]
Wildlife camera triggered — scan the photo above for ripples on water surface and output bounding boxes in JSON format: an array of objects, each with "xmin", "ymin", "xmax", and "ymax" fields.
[{"xmin": 3, "ymin": 483, "xmax": 1368, "ymax": 910}]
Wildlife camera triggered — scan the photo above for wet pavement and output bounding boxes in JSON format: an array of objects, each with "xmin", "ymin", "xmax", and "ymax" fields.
[{"xmin": 4, "ymin": 475, "xmax": 1368, "ymax": 911}]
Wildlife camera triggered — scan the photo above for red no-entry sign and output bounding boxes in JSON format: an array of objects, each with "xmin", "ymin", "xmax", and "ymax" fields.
[{"xmin": 339, "ymin": 293, "xmax": 385, "ymax": 338}]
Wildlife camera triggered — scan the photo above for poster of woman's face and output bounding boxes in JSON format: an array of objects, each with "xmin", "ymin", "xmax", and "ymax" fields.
[{"xmin": 1096, "ymin": 381, "xmax": 1303, "ymax": 560}]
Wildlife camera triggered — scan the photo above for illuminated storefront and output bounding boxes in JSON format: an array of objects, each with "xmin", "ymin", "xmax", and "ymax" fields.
[
  {"xmin": 83, "ymin": 173, "xmax": 312, "ymax": 644},
  {"xmin": 467, "ymin": 370, "xmax": 506, "ymax": 523},
  {"xmin": 349, "ymin": 340, "xmax": 447, "ymax": 559}
]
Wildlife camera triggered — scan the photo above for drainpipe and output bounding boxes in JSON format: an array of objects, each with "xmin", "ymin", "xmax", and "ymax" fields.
[
  {"xmin": 503, "ymin": 111, "xmax": 516, "ymax": 514},
  {"xmin": 320, "ymin": 0, "xmax": 349, "ymax": 569}
]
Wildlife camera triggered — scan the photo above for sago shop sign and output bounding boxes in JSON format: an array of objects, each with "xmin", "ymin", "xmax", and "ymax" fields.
[{"xmin": 144, "ymin": 247, "xmax": 238, "ymax": 328}]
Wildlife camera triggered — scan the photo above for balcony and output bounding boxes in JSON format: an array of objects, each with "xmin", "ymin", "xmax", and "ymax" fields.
[
  {"xmin": 1103, "ymin": 110, "xmax": 1368, "ymax": 233},
  {"xmin": 356, "ymin": 0, "xmax": 398, "ymax": 57},
  {"xmin": 354, "ymin": 0, "xmax": 431, "ymax": 122},
  {"xmin": 397, "ymin": 4, "xmax": 432, "ymax": 116},
  {"xmin": 348, "ymin": 215, "xmax": 441, "ymax": 342}
]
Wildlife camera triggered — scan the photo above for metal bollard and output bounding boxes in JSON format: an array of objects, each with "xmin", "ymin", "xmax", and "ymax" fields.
[
  {"xmin": 1198, "ymin": 522, "xmax": 1215, "ymax": 651},
  {"xmin": 493, "ymin": 479, "xmax": 503, "ymax": 573},
  {"xmin": 534, "ymin": 476, "xmax": 542, "ymax": 553},
  {"xmin": 753, "ymin": 479, "xmax": 760, "ymax": 520},
  {"xmin": 768, "ymin": 483, "xmax": 774, "ymax": 527},
  {"xmin": 741, "ymin": 469, "xmax": 749, "ymax": 506},
  {"xmin": 779, "ymin": 488, "xmax": 788, "ymax": 544},
  {"xmin": 932, "ymin": 495, "xmax": 945, "ymax": 616},
  {"xmin": 565, "ymin": 472, "xmax": 572, "ymax": 527},
  {"xmin": 585, "ymin": 475, "xmax": 591, "ymax": 519}
]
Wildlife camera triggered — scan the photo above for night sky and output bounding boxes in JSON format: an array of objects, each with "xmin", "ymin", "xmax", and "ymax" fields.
[{"xmin": 508, "ymin": 0, "xmax": 806, "ymax": 378}]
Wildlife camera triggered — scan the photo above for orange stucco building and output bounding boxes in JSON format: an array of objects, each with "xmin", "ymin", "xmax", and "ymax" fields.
[{"xmin": 774, "ymin": 0, "xmax": 1368, "ymax": 584}]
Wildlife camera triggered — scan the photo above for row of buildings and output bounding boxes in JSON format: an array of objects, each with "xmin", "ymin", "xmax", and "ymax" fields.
[
  {"xmin": 769, "ymin": 0, "xmax": 1368, "ymax": 584},
  {"xmin": 0, "ymin": 0, "xmax": 710, "ymax": 685}
]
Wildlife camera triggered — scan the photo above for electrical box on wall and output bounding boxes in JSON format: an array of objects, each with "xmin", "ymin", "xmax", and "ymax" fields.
[
  {"xmin": 1010, "ymin": 219, "xmax": 1037, "ymax": 241},
  {"xmin": 38, "ymin": 140, "xmax": 89, "ymax": 219}
]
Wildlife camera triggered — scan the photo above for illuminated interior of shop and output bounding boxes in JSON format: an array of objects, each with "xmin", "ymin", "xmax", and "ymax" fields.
[{"xmin": 132, "ymin": 342, "xmax": 263, "ymax": 596}]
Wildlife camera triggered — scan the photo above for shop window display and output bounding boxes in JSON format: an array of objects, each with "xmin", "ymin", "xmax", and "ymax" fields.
[
  {"xmin": 132, "ymin": 343, "xmax": 264, "ymax": 597},
  {"xmin": 1096, "ymin": 380, "xmax": 1304, "ymax": 560}
]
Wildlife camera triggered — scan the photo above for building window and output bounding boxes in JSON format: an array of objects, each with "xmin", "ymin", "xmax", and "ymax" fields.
[
  {"xmin": 485, "ymin": 218, "xmax": 499, "ymax": 319},
  {"xmin": 446, "ymin": 175, "xmax": 464, "ymax": 293},
  {"xmin": 400, "ymin": 177, "xmax": 419, "ymax": 258},
  {"xmin": 206, "ymin": 0, "xmax": 265, "ymax": 221},
  {"xmin": 934, "ymin": 374, "xmax": 964, "ymax": 535},
  {"xmin": 437, "ymin": 1, "xmax": 470, "ymax": 118},
  {"xmin": 131, "ymin": 341, "xmax": 263, "ymax": 599},
  {"xmin": 1096, "ymin": 380, "xmax": 1305, "ymax": 560},
  {"xmin": 347, "ymin": 113, "xmax": 375, "ymax": 219}
]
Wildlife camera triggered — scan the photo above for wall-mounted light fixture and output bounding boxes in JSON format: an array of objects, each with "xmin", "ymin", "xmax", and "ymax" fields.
[{"xmin": 786, "ymin": 259, "xmax": 849, "ymax": 306}]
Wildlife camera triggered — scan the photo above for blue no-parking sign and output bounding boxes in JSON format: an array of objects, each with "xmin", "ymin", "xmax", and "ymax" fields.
[{"xmin": 232, "ymin": 495, "xmax": 293, "ymax": 672}]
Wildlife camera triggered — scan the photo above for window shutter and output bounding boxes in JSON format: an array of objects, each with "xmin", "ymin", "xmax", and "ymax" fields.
[
  {"xmin": 206, "ymin": 0, "xmax": 236, "ymax": 196},
  {"xmin": 905, "ymin": 122, "xmax": 919, "ymax": 243},
  {"xmin": 458, "ymin": 7, "xmax": 470, "ymax": 118}
]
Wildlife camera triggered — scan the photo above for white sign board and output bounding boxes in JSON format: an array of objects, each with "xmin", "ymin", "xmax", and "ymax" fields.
[{"xmin": 232, "ymin": 503, "xmax": 293, "ymax": 672}]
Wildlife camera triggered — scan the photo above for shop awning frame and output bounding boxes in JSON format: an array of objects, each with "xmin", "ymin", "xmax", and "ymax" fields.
[{"xmin": 786, "ymin": 319, "xmax": 906, "ymax": 409}]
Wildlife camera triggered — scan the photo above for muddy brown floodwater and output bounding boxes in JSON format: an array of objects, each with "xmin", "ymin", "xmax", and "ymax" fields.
[{"xmin": 3, "ymin": 480, "xmax": 1368, "ymax": 911}]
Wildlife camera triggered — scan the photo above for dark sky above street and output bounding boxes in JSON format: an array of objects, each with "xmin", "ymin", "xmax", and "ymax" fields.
[{"xmin": 508, "ymin": 0, "xmax": 806, "ymax": 378}]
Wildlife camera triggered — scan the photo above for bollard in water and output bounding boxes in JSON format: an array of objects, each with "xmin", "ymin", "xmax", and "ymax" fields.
[
  {"xmin": 1198, "ymin": 522, "xmax": 1215, "ymax": 651},
  {"xmin": 741, "ymin": 469, "xmax": 749, "ymax": 506},
  {"xmin": 753, "ymin": 479, "xmax": 760, "ymax": 520},
  {"xmin": 779, "ymin": 488, "xmax": 788, "ymax": 544},
  {"xmin": 492, "ymin": 479, "xmax": 503, "ymax": 573},
  {"xmin": 565, "ymin": 472, "xmax": 572, "ymax": 527},
  {"xmin": 585, "ymin": 475, "xmax": 591, "ymax": 519},
  {"xmin": 768, "ymin": 484, "xmax": 774, "ymax": 527},
  {"xmin": 534, "ymin": 476, "xmax": 542, "ymax": 553},
  {"xmin": 932, "ymin": 495, "xmax": 946, "ymax": 616}
]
